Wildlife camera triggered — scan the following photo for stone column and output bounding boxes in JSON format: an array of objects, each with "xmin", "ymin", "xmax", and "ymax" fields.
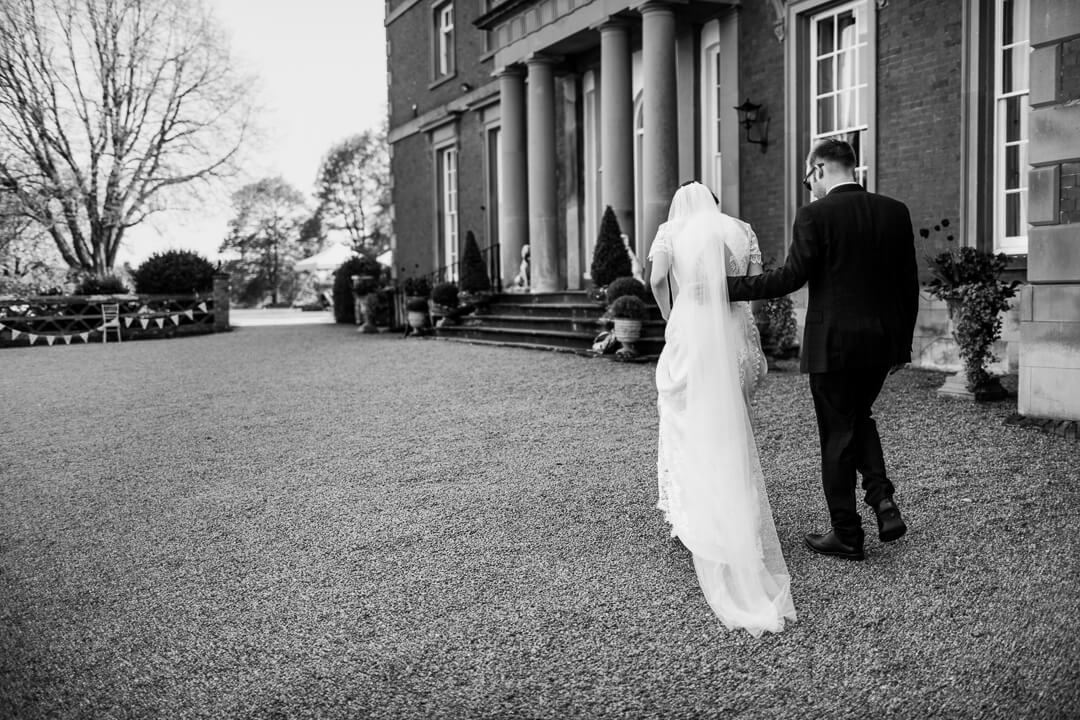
[
  {"xmin": 498, "ymin": 67, "xmax": 528, "ymax": 290},
  {"xmin": 1020, "ymin": 0, "xmax": 1080, "ymax": 422},
  {"xmin": 599, "ymin": 19, "xmax": 635, "ymax": 254},
  {"xmin": 527, "ymin": 55, "xmax": 560, "ymax": 293},
  {"xmin": 639, "ymin": 2, "xmax": 679, "ymax": 262},
  {"xmin": 212, "ymin": 272, "xmax": 230, "ymax": 331}
]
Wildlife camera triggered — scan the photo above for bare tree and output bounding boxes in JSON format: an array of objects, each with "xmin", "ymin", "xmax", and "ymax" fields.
[
  {"xmin": 314, "ymin": 128, "xmax": 390, "ymax": 253},
  {"xmin": 0, "ymin": 0, "xmax": 255, "ymax": 275}
]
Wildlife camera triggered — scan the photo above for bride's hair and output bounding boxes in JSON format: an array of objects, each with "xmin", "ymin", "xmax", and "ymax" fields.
[{"xmin": 679, "ymin": 179, "xmax": 719, "ymax": 205}]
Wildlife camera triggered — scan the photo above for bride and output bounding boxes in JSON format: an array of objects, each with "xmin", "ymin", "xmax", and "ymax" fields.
[{"xmin": 648, "ymin": 181, "xmax": 796, "ymax": 637}]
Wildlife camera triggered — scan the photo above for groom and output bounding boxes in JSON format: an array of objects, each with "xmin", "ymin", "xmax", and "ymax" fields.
[{"xmin": 727, "ymin": 138, "xmax": 919, "ymax": 561}]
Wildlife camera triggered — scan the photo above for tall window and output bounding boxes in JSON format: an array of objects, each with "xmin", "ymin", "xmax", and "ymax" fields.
[
  {"xmin": 994, "ymin": 0, "xmax": 1029, "ymax": 254},
  {"xmin": 809, "ymin": 0, "xmax": 870, "ymax": 187},
  {"xmin": 582, "ymin": 71, "xmax": 600, "ymax": 278},
  {"xmin": 486, "ymin": 127, "xmax": 501, "ymax": 261},
  {"xmin": 434, "ymin": 2, "xmax": 455, "ymax": 79},
  {"xmin": 438, "ymin": 146, "xmax": 459, "ymax": 280},
  {"xmin": 702, "ymin": 42, "xmax": 723, "ymax": 194}
]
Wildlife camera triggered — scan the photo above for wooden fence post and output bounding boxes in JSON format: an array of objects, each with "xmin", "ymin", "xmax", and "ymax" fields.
[{"xmin": 213, "ymin": 273, "xmax": 231, "ymax": 331}]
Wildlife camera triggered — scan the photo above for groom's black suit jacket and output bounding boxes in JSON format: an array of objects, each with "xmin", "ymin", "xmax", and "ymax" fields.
[{"xmin": 728, "ymin": 185, "xmax": 919, "ymax": 374}]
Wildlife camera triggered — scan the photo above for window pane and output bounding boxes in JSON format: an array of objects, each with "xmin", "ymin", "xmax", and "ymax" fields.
[
  {"xmin": 837, "ymin": 89, "xmax": 857, "ymax": 129},
  {"xmin": 1006, "ymin": 96, "xmax": 1022, "ymax": 142},
  {"xmin": 1005, "ymin": 191, "xmax": 1020, "ymax": 236},
  {"xmin": 837, "ymin": 49, "xmax": 856, "ymax": 90},
  {"xmin": 1006, "ymin": 144, "xmax": 1020, "ymax": 189},
  {"xmin": 817, "ymin": 16, "xmax": 834, "ymax": 56},
  {"xmin": 817, "ymin": 57, "xmax": 834, "ymax": 94},
  {"xmin": 1002, "ymin": 0, "xmax": 1014, "ymax": 45},
  {"xmin": 837, "ymin": 11, "xmax": 857, "ymax": 49},
  {"xmin": 1002, "ymin": 47, "xmax": 1013, "ymax": 93},
  {"xmin": 817, "ymin": 96, "xmax": 835, "ymax": 134}
]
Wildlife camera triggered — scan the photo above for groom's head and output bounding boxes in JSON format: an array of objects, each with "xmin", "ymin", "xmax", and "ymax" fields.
[{"xmin": 805, "ymin": 139, "xmax": 857, "ymax": 199}]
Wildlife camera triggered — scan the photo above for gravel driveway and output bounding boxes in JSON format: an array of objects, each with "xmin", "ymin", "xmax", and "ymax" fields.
[{"xmin": 1, "ymin": 324, "xmax": 1077, "ymax": 719}]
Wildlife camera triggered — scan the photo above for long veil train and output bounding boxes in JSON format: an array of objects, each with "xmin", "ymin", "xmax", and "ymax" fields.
[{"xmin": 655, "ymin": 189, "xmax": 796, "ymax": 636}]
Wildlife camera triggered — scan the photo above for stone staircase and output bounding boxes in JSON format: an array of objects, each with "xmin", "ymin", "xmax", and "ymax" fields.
[{"xmin": 435, "ymin": 290, "xmax": 666, "ymax": 356}]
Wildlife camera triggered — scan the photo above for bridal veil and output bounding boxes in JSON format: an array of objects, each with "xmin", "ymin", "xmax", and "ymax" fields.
[{"xmin": 654, "ymin": 182, "xmax": 796, "ymax": 636}]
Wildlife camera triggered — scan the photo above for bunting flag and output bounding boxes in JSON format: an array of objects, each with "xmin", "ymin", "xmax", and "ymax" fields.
[
  {"xmin": 63, "ymin": 335, "xmax": 73, "ymax": 345},
  {"xmin": 197, "ymin": 301, "xmax": 207, "ymax": 312},
  {"xmin": 124, "ymin": 317, "xmax": 135, "ymax": 327},
  {"xmin": 170, "ymin": 314, "xmax": 180, "ymax": 325},
  {"xmin": 183, "ymin": 309, "xmax": 194, "ymax": 320},
  {"xmin": 140, "ymin": 318, "xmax": 149, "ymax": 329},
  {"xmin": 80, "ymin": 332, "xmax": 90, "ymax": 343},
  {"xmin": 27, "ymin": 333, "xmax": 38, "ymax": 345},
  {"xmin": 154, "ymin": 317, "xmax": 164, "ymax": 328},
  {"xmin": 45, "ymin": 335, "xmax": 56, "ymax": 346},
  {"xmin": 11, "ymin": 329, "xmax": 20, "ymax": 340}
]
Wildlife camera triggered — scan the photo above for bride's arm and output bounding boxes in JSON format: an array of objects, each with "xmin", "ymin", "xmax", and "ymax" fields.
[{"xmin": 650, "ymin": 250, "xmax": 672, "ymax": 320}]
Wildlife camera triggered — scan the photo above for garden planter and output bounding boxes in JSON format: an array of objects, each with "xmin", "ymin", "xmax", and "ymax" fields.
[
  {"xmin": 407, "ymin": 310, "xmax": 428, "ymax": 330},
  {"xmin": 613, "ymin": 318, "xmax": 642, "ymax": 343}
]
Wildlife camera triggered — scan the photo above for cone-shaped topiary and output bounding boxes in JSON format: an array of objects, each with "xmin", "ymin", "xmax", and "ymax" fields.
[
  {"xmin": 459, "ymin": 230, "xmax": 491, "ymax": 293},
  {"xmin": 590, "ymin": 206, "xmax": 631, "ymax": 287}
]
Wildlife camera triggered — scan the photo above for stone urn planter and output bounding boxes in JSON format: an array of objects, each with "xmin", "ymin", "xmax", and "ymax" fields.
[{"xmin": 609, "ymin": 295, "xmax": 647, "ymax": 357}]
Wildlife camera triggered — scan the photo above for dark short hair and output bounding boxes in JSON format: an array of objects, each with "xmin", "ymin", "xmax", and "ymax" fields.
[
  {"xmin": 809, "ymin": 138, "xmax": 857, "ymax": 169},
  {"xmin": 679, "ymin": 179, "xmax": 720, "ymax": 205}
]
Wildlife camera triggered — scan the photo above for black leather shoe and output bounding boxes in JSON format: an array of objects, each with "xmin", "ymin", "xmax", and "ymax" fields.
[
  {"xmin": 873, "ymin": 497, "xmax": 907, "ymax": 542},
  {"xmin": 804, "ymin": 530, "xmax": 865, "ymax": 561}
]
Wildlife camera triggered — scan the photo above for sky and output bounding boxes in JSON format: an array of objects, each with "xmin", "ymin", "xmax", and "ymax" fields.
[{"xmin": 119, "ymin": 0, "xmax": 387, "ymax": 266}]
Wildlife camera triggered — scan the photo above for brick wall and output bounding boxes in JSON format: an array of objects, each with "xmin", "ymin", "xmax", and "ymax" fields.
[
  {"xmin": 877, "ymin": 0, "xmax": 964, "ymax": 267},
  {"xmin": 389, "ymin": 133, "xmax": 434, "ymax": 279},
  {"xmin": 737, "ymin": 2, "xmax": 787, "ymax": 267}
]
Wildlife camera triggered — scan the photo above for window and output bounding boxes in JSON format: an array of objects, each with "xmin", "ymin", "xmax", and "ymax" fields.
[
  {"xmin": 486, "ymin": 126, "xmax": 501, "ymax": 257},
  {"xmin": 993, "ymin": 0, "xmax": 1029, "ymax": 254},
  {"xmin": 582, "ymin": 70, "xmax": 600, "ymax": 278},
  {"xmin": 434, "ymin": 2, "xmax": 455, "ymax": 79},
  {"xmin": 437, "ymin": 146, "xmax": 459, "ymax": 280},
  {"xmin": 809, "ymin": 0, "xmax": 871, "ymax": 187}
]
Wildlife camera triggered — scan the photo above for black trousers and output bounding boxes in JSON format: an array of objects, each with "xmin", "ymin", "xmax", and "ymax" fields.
[{"xmin": 807, "ymin": 366, "xmax": 896, "ymax": 544}]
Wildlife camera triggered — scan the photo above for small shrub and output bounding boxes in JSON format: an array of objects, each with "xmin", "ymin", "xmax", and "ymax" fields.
[
  {"xmin": 609, "ymin": 294, "xmax": 646, "ymax": 320},
  {"xmin": 459, "ymin": 230, "xmax": 491, "ymax": 293},
  {"xmin": 132, "ymin": 250, "xmax": 215, "ymax": 294},
  {"xmin": 431, "ymin": 281, "xmax": 459, "ymax": 308},
  {"xmin": 331, "ymin": 254, "xmax": 380, "ymax": 323},
  {"xmin": 406, "ymin": 297, "xmax": 429, "ymax": 313},
  {"xmin": 590, "ymin": 206, "xmax": 632, "ymax": 287},
  {"xmin": 403, "ymin": 276, "xmax": 432, "ymax": 298},
  {"xmin": 605, "ymin": 276, "xmax": 648, "ymax": 306},
  {"xmin": 75, "ymin": 273, "xmax": 129, "ymax": 295}
]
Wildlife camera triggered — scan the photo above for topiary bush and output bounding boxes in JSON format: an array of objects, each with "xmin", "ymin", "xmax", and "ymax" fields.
[
  {"xmin": 459, "ymin": 230, "xmax": 491, "ymax": 293},
  {"xmin": 403, "ymin": 276, "xmax": 432, "ymax": 298},
  {"xmin": 331, "ymin": 254, "xmax": 380, "ymax": 323},
  {"xmin": 132, "ymin": 250, "xmax": 215, "ymax": 295},
  {"xmin": 431, "ymin": 281, "xmax": 459, "ymax": 308},
  {"xmin": 406, "ymin": 297, "xmax": 429, "ymax": 313},
  {"xmin": 605, "ymin": 276, "xmax": 649, "ymax": 306},
  {"xmin": 590, "ymin": 206, "xmax": 632, "ymax": 287},
  {"xmin": 609, "ymin": 294, "xmax": 646, "ymax": 320},
  {"xmin": 75, "ymin": 273, "xmax": 129, "ymax": 296}
]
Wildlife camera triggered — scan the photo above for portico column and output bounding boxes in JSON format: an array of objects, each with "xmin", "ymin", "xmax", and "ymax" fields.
[
  {"xmin": 639, "ymin": 2, "xmax": 679, "ymax": 261},
  {"xmin": 599, "ymin": 19, "xmax": 634, "ymax": 253},
  {"xmin": 526, "ymin": 55, "xmax": 560, "ymax": 292},
  {"xmin": 498, "ymin": 67, "xmax": 528, "ymax": 289}
]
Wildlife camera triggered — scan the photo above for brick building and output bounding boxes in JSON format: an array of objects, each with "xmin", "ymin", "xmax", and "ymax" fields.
[{"xmin": 384, "ymin": 0, "xmax": 1080, "ymax": 421}]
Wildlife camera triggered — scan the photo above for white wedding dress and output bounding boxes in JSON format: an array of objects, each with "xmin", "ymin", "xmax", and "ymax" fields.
[{"xmin": 650, "ymin": 183, "xmax": 796, "ymax": 637}]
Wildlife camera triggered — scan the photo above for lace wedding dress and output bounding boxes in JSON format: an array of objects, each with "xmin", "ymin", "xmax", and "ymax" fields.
[{"xmin": 650, "ymin": 183, "xmax": 795, "ymax": 637}]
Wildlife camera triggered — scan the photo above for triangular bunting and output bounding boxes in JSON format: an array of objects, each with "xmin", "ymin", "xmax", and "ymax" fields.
[
  {"xmin": 140, "ymin": 318, "xmax": 149, "ymax": 329},
  {"xmin": 170, "ymin": 314, "xmax": 180, "ymax": 325},
  {"xmin": 80, "ymin": 332, "xmax": 90, "ymax": 343},
  {"xmin": 183, "ymin": 309, "xmax": 194, "ymax": 320},
  {"xmin": 63, "ymin": 335, "xmax": 73, "ymax": 344},
  {"xmin": 154, "ymin": 317, "xmax": 164, "ymax": 328},
  {"xmin": 124, "ymin": 317, "xmax": 134, "ymax": 327},
  {"xmin": 11, "ymin": 329, "xmax": 20, "ymax": 340},
  {"xmin": 27, "ymin": 333, "xmax": 38, "ymax": 345},
  {"xmin": 45, "ymin": 335, "xmax": 56, "ymax": 346},
  {"xmin": 197, "ymin": 301, "xmax": 207, "ymax": 312}
]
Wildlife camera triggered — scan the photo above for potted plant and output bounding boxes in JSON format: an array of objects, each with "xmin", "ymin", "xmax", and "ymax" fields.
[
  {"xmin": 403, "ymin": 276, "xmax": 432, "ymax": 305},
  {"xmin": 609, "ymin": 294, "xmax": 647, "ymax": 354},
  {"xmin": 589, "ymin": 206, "xmax": 632, "ymax": 303},
  {"xmin": 605, "ymin": 276, "xmax": 649, "ymax": 306},
  {"xmin": 458, "ymin": 230, "xmax": 493, "ymax": 306},
  {"xmin": 923, "ymin": 219, "xmax": 1020, "ymax": 400},
  {"xmin": 429, "ymin": 281, "xmax": 459, "ymax": 327},
  {"xmin": 405, "ymin": 296, "xmax": 429, "ymax": 335}
]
